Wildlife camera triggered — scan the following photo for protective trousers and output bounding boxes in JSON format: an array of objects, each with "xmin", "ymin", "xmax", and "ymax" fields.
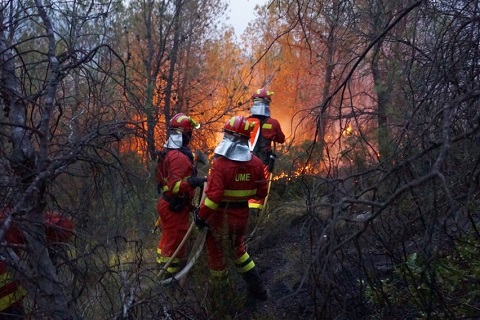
[
  {"xmin": 156, "ymin": 198, "xmax": 190, "ymax": 275},
  {"xmin": 204, "ymin": 211, "xmax": 268, "ymax": 300}
]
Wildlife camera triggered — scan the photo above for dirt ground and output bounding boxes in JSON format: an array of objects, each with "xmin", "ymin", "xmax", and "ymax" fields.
[
  {"xmin": 241, "ymin": 212, "xmax": 314, "ymax": 320},
  {"xmin": 139, "ymin": 200, "xmax": 312, "ymax": 320}
]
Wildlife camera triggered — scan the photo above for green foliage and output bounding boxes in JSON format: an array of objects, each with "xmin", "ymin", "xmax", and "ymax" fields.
[{"xmin": 364, "ymin": 233, "xmax": 480, "ymax": 319}]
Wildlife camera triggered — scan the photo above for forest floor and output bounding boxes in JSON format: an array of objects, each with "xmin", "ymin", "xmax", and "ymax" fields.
[
  {"xmin": 239, "ymin": 209, "xmax": 315, "ymax": 320},
  {"xmin": 139, "ymin": 199, "xmax": 312, "ymax": 320},
  {"xmin": 137, "ymin": 177, "xmax": 480, "ymax": 320},
  {"xmin": 193, "ymin": 200, "xmax": 312, "ymax": 320}
]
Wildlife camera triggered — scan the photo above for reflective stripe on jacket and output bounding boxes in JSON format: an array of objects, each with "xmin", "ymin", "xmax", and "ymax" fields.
[
  {"xmin": 0, "ymin": 264, "xmax": 26, "ymax": 312},
  {"xmin": 199, "ymin": 155, "xmax": 269, "ymax": 219},
  {"xmin": 0, "ymin": 209, "xmax": 74, "ymax": 312},
  {"xmin": 156, "ymin": 149, "xmax": 196, "ymax": 198},
  {"xmin": 248, "ymin": 116, "xmax": 285, "ymax": 150}
]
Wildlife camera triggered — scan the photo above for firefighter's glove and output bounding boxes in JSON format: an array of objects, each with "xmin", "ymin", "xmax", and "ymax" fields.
[
  {"xmin": 195, "ymin": 150, "xmax": 208, "ymax": 166},
  {"xmin": 267, "ymin": 153, "xmax": 277, "ymax": 173},
  {"xmin": 193, "ymin": 209, "xmax": 208, "ymax": 229},
  {"xmin": 187, "ymin": 176, "xmax": 207, "ymax": 188}
]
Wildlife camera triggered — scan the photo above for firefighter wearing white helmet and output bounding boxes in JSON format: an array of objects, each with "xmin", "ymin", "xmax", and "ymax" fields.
[
  {"xmin": 194, "ymin": 115, "xmax": 269, "ymax": 300},
  {"xmin": 247, "ymin": 88, "xmax": 286, "ymax": 214}
]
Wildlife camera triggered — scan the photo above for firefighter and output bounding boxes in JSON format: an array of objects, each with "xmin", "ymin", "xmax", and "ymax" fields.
[
  {"xmin": 155, "ymin": 113, "xmax": 206, "ymax": 278},
  {"xmin": 0, "ymin": 208, "xmax": 74, "ymax": 319},
  {"xmin": 247, "ymin": 88, "xmax": 286, "ymax": 215},
  {"xmin": 194, "ymin": 115, "xmax": 269, "ymax": 301}
]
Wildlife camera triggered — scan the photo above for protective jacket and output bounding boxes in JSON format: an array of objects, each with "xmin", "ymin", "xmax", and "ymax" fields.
[
  {"xmin": 155, "ymin": 147, "xmax": 197, "ymax": 274},
  {"xmin": 198, "ymin": 155, "xmax": 268, "ymax": 272},
  {"xmin": 0, "ymin": 210, "xmax": 73, "ymax": 315},
  {"xmin": 248, "ymin": 116, "xmax": 285, "ymax": 165}
]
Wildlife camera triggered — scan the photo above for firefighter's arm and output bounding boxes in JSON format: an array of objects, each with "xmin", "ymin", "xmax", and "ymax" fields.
[
  {"xmin": 254, "ymin": 163, "xmax": 269, "ymax": 200},
  {"xmin": 272, "ymin": 118, "xmax": 286, "ymax": 143},
  {"xmin": 197, "ymin": 163, "xmax": 224, "ymax": 222},
  {"xmin": 165, "ymin": 153, "xmax": 197, "ymax": 195},
  {"xmin": 193, "ymin": 208, "xmax": 208, "ymax": 229},
  {"xmin": 262, "ymin": 118, "xmax": 285, "ymax": 144},
  {"xmin": 254, "ymin": 181, "xmax": 269, "ymax": 200}
]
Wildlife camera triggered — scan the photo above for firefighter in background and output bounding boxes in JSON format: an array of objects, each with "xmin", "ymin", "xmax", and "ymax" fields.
[
  {"xmin": 194, "ymin": 116, "xmax": 269, "ymax": 301},
  {"xmin": 0, "ymin": 209, "xmax": 74, "ymax": 319},
  {"xmin": 247, "ymin": 88, "xmax": 286, "ymax": 215},
  {"xmin": 155, "ymin": 113, "xmax": 207, "ymax": 277}
]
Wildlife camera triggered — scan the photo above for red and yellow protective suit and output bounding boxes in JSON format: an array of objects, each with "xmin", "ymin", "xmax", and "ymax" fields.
[
  {"xmin": 156, "ymin": 148, "xmax": 197, "ymax": 274},
  {"xmin": 0, "ymin": 209, "xmax": 74, "ymax": 317},
  {"xmin": 247, "ymin": 116, "xmax": 285, "ymax": 210},
  {"xmin": 198, "ymin": 155, "xmax": 268, "ymax": 279}
]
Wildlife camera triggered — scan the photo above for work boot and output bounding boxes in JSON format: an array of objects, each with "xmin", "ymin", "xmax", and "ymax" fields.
[{"xmin": 240, "ymin": 268, "xmax": 268, "ymax": 301}]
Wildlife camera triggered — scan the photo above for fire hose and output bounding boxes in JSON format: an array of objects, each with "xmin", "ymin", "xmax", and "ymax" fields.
[
  {"xmin": 158, "ymin": 182, "xmax": 208, "ymax": 285},
  {"xmin": 260, "ymin": 170, "xmax": 274, "ymax": 216},
  {"xmin": 262, "ymin": 143, "xmax": 277, "ymax": 215},
  {"xmin": 247, "ymin": 144, "xmax": 277, "ymax": 241},
  {"xmin": 160, "ymin": 226, "xmax": 207, "ymax": 286}
]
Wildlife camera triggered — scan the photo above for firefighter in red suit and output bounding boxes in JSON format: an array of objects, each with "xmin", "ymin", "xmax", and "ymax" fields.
[
  {"xmin": 247, "ymin": 88, "xmax": 286, "ymax": 214},
  {"xmin": 155, "ymin": 113, "xmax": 206, "ymax": 277},
  {"xmin": 0, "ymin": 208, "xmax": 74, "ymax": 319},
  {"xmin": 194, "ymin": 116, "xmax": 269, "ymax": 300}
]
